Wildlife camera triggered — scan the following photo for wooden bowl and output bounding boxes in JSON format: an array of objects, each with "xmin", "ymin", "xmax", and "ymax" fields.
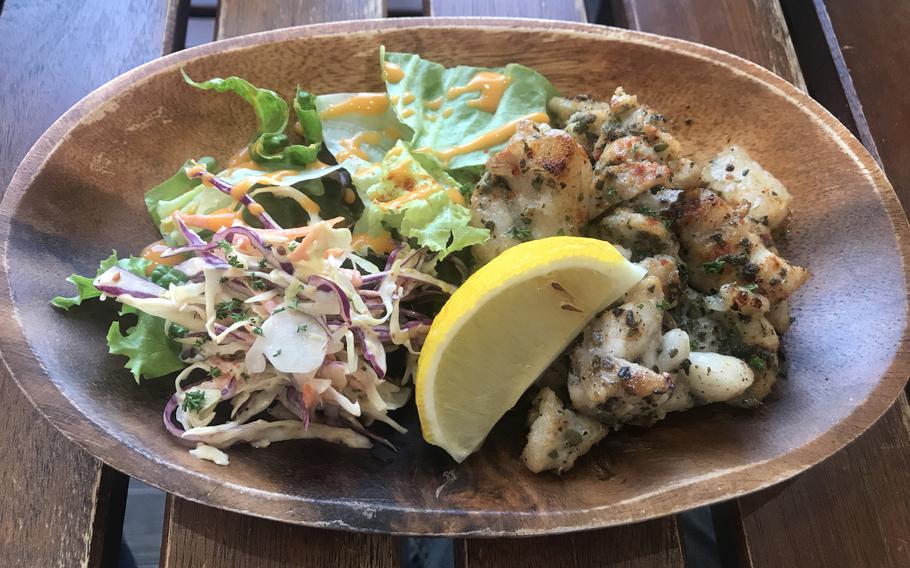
[{"xmin": 1, "ymin": 19, "xmax": 908, "ymax": 536}]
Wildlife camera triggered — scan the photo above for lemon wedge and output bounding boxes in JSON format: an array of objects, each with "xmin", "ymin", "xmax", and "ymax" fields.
[{"xmin": 416, "ymin": 237, "xmax": 645, "ymax": 462}]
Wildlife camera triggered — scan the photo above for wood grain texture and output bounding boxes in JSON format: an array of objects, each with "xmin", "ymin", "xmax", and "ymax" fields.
[
  {"xmin": 425, "ymin": 0, "xmax": 586, "ymax": 20},
  {"xmin": 0, "ymin": 0, "xmax": 182, "ymax": 565},
  {"xmin": 613, "ymin": 1, "xmax": 910, "ymax": 565},
  {"xmin": 217, "ymin": 0, "xmax": 387, "ymax": 38},
  {"xmin": 824, "ymin": 0, "xmax": 909, "ymax": 207},
  {"xmin": 455, "ymin": 518, "xmax": 684, "ymax": 568},
  {"xmin": 777, "ymin": 0, "xmax": 881, "ymax": 161},
  {"xmin": 0, "ymin": 18, "xmax": 907, "ymax": 536},
  {"xmin": 162, "ymin": 495, "xmax": 399, "ymax": 567},
  {"xmin": 613, "ymin": 0, "xmax": 807, "ymax": 91},
  {"xmin": 738, "ymin": 395, "xmax": 910, "ymax": 567}
]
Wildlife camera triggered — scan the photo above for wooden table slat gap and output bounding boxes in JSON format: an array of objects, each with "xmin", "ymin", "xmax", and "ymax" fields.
[
  {"xmin": 779, "ymin": 0, "xmax": 882, "ymax": 165},
  {"xmin": 425, "ymin": 0, "xmax": 586, "ymax": 21},
  {"xmin": 216, "ymin": 0, "xmax": 388, "ymax": 39}
]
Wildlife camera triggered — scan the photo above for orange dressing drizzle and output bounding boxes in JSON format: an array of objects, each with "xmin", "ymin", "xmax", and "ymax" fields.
[
  {"xmin": 343, "ymin": 187, "xmax": 357, "ymax": 204},
  {"xmin": 389, "ymin": 95, "xmax": 400, "ymax": 105},
  {"xmin": 319, "ymin": 93, "xmax": 389, "ymax": 119},
  {"xmin": 402, "ymin": 92, "xmax": 416, "ymax": 104},
  {"xmin": 416, "ymin": 112, "xmax": 548, "ymax": 165},
  {"xmin": 425, "ymin": 97, "xmax": 443, "ymax": 110},
  {"xmin": 226, "ymin": 146, "xmax": 257, "ymax": 170},
  {"xmin": 382, "ymin": 62, "xmax": 405, "ymax": 83},
  {"xmin": 355, "ymin": 163, "xmax": 380, "ymax": 177},
  {"xmin": 400, "ymin": 108, "xmax": 415, "ymax": 118},
  {"xmin": 352, "ymin": 233, "xmax": 396, "ymax": 254},
  {"xmin": 447, "ymin": 188, "xmax": 465, "ymax": 206},
  {"xmin": 297, "ymin": 194, "xmax": 321, "ymax": 215},
  {"xmin": 305, "ymin": 159, "xmax": 333, "ymax": 170},
  {"xmin": 442, "ymin": 107, "xmax": 454, "ymax": 118},
  {"xmin": 140, "ymin": 241, "xmax": 187, "ymax": 271},
  {"xmin": 446, "ymin": 71, "xmax": 512, "ymax": 113},
  {"xmin": 336, "ymin": 131, "xmax": 382, "ymax": 162}
]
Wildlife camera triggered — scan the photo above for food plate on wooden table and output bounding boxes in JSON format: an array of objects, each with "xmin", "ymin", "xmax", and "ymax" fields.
[{"xmin": 1, "ymin": 19, "xmax": 907, "ymax": 536}]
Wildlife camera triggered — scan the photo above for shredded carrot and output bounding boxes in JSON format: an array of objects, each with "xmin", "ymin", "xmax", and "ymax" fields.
[
  {"xmin": 287, "ymin": 231, "xmax": 318, "ymax": 262},
  {"xmin": 256, "ymin": 217, "xmax": 345, "ymax": 240},
  {"xmin": 301, "ymin": 384, "xmax": 318, "ymax": 411},
  {"xmin": 323, "ymin": 247, "xmax": 345, "ymax": 259},
  {"xmin": 176, "ymin": 211, "xmax": 237, "ymax": 233},
  {"xmin": 232, "ymin": 234, "xmax": 255, "ymax": 255}
]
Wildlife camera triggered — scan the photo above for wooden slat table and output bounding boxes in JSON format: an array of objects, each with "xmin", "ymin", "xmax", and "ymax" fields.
[{"xmin": 1, "ymin": 1, "xmax": 908, "ymax": 566}]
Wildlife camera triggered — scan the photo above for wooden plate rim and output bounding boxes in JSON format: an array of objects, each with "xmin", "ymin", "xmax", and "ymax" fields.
[{"xmin": 0, "ymin": 18, "xmax": 907, "ymax": 536}]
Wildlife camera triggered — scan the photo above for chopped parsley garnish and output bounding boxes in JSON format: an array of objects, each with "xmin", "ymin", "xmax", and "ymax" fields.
[
  {"xmin": 287, "ymin": 242, "xmax": 298, "ymax": 252},
  {"xmin": 657, "ymin": 299, "xmax": 671, "ymax": 311},
  {"xmin": 507, "ymin": 224, "xmax": 532, "ymax": 242},
  {"xmin": 703, "ymin": 260, "xmax": 726, "ymax": 274},
  {"xmin": 210, "ymin": 367, "xmax": 222, "ymax": 378},
  {"xmin": 689, "ymin": 339, "xmax": 699, "ymax": 351},
  {"xmin": 297, "ymin": 324, "xmax": 308, "ymax": 333},
  {"xmin": 252, "ymin": 326, "xmax": 264, "ymax": 336},
  {"xmin": 167, "ymin": 324, "xmax": 189, "ymax": 339},
  {"xmin": 250, "ymin": 277, "xmax": 269, "ymax": 291},
  {"xmin": 742, "ymin": 283, "xmax": 759, "ymax": 293},
  {"xmin": 272, "ymin": 306, "xmax": 287, "ymax": 314},
  {"xmin": 653, "ymin": 142, "xmax": 669, "ymax": 153},
  {"xmin": 749, "ymin": 356, "xmax": 766, "ymax": 371},
  {"xmin": 217, "ymin": 240, "xmax": 242, "ymax": 268},
  {"xmin": 636, "ymin": 206, "xmax": 658, "ymax": 218},
  {"xmin": 272, "ymin": 349, "xmax": 282, "ymax": 357},
  {"xmin": 215, "ymin": 298, "xmax": 247, "ymax": 321},
  {"xmin": 182, "ymin": 390, "xmax": 206, "ymax": 412}
]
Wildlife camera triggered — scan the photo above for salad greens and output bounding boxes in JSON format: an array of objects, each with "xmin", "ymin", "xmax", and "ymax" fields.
[
  {"xmin": 182, "ymin": 71, "xmax": 320, "ymax": 165},
  {"xmin": 107, "ymin": 305, "xmax": 184, "ymax": 381},
  {"xmin": 52, "ymin": 251, "xmax": 185, "ymax": 381},
  {"xmin": 314, "ymin": 49, "xmax": 555, "ymax": 257},
  {"xmin": 52, "ymin": 48, "xmax": 557, "ymax": 387},
  {"xmin": 351, "ymin": 141, "xmax": 488, "ymax": 257},
  {"xmin": 52, "ymin": 251, "xmax": 157, "ymax": 310},
  {"xmin": 380, "ymin": 49, "xmax": 558, "ymax": 171}
]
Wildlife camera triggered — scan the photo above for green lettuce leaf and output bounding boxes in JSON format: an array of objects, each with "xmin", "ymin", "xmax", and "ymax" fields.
[
  {"xmin": 107, "ymin": 306, "xmax": 184, "ymax": 382},
  {"xmin": 381, "ymin": 50, "xmax": 558, "ymax": 170},
  {"xmin": 294, "ymin": 88, "xmax": 323, "ymax": 144},
  {"xmin": 352, "ymin": 141, "xmax": 488, "ymax": 257},
  {"xmin": 51, "ymin": 251, "xmax": 151, "ymax": 310},
  {"xmin": 182, "ymin": 71, "xmax": 320, "ymax": 166},
  {"xmin": 217, "ymin": 165, "xmax": 340, "ymax": 186},
  {"xmin": 52, "ymin": 252, "xmax": 186, "ymax": 381},
  {"xmin": 315, "ymin": 92, "xmax": 411, "ymax": 166},
  {"xmin": 144, "ymin": 157, "xmax": 216, "ymax": 226}
]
